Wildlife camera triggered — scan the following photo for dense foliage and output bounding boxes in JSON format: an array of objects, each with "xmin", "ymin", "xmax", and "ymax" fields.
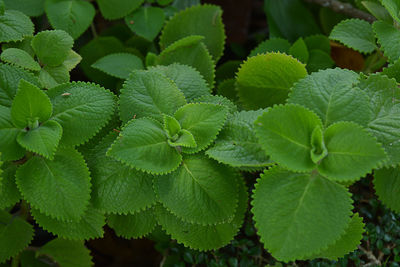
[{"xmin": 0, "ymin": 0, "xmax": 399, "ymax": 266}]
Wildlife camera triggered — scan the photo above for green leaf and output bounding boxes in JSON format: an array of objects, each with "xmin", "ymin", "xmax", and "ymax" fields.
[
  {"xmin": 174, "ymin": 103, "xmax": 228, "ymax": 154},
  {"xmin": 0, "ymin": 210, "xmax": 33, "ymax": 264},
  {"xmin": 153, "ymin": 155, "xmax": 238, "ymax": 225},
  {"xmin": 362, "ymin": 1, "xmax": 393, "ymax": 23},
  {"xmin": 16, "ymin": 147, "xmax": 91, "ymax": 221},
  {"xmin": 382, "ymin": 0, "xmax": 400, "ymax": 23},
  {"xmin": 374, "ymin": 167, "xmax": 400, "ymax": 212},
  {"xmin": 264, "ymin": 0, "xmax": 320, "ymax": 42},
  {"xmin": 356, "ymin": 74, "xmax": 400, "ymax": 166},
  {"xmin": 193, "ymin": 94, "xmax": 237, "ymax": 114},
  {"xmin": 17, "ymin": 120, "xmax": 62, "ymax": 160},
  {"xmin": 45, "ymin": 0, "xmax": 95, "ymax": 39},
  {"xmin": 148, "ymin": 63, "xmax": 211, "ymax": 102},
  {"xmin": 38, "ymin": 64, "xmax": 70, "ymax": 89},
  {"xmin": 319, "ymin": 122, "xmax": 386, "ymax": 181},
  {"xmin": 37, "ymin": 238, "xmax": 92, "ymax": 267},
  {"xmin": 11, "ymin": 79, "xmax": 53, "ymax": 128},
  {"xmin": 249, "ymin": 38, "xmax": 291, "ymax": 57},
  {"xmin": 289, "ymin": 37, "xmax": 309, "ymax": 63},
  {"xmin": 157, "ymin": 35, "xmax": 216, "ymax": 88},
  {"xmin": 47, "ymin": 82, "xmax": 115, "ymax": 146},
  {"xmin": 31, "ymin": 30, "xmax": 74, "ymax": 67},
  {"xmin": 160, "ymin": 4, "xmax": 225, "ymax": 61},
  {"xmin": 254, "ymin": 104, "xmax": 322, "ymax": 172},
  {"xmin": 310, "ymin": 213, "xmax": 364, "ymax": 260},
  {"xmin": 0, "ymin": 105, "xmax": 25, "ymax": 161},
  {"xmin": 0, "ymin": 63, "xmax": 40, "ymax": 107},
  {"xmin": 0, "ymin": 10, "xmax": 34, "ymax": 42},
  {"xmin": 125, "ymin": 6, "xmax": 165, "ymax": 41},
  {"xmin": 79, "ymin": 37, "xmax": 125, "ymax": 88},
  {"xmin": 97, "ymin": 0, "xmax": 144, "ymax": 20},
  {"xmin": 216, "ymin": 79, "xmax": 238, "ymax": 103},
  {"xmin": 31, "ymin": 205, "xmax": 105, "ymax": 240},
  {"xmin": 62, "ymin": 50, "xmax": 81, "ymax": 71},
  {"xmin": 310, "ymin": 126, "xmax": 327, "ymax": 164},
  {"xmin": 107, "ymin": 117, "xmax": 182, "ymax": 175},
  {"xmin": 3, "ymin": 0, "xmax": 44, "ymax": 17},
  {"xmin": 168, "ymin": 129, "xmax": 196, "ymax": 148},
  {"xmin": 306, "ymin": 49, "xmax": 334, "ymax": 73},
  {"xmin": 88, "ymin": 132, "xmax": 157, "ymax": 214},
  {"xmin": 288, "ymin": 68, "xmax": 372, "ymax": 127},
  {"xmin": 107, "ymin": 207, "xmax": 157, "ymax": 239},
  {"xmin": 236, "ymin": 53, "xmax": 307, "ymax": 109},
  {"xmin": 156, "ymin": 175, "xmax": 247, "ymax": 251},
  {"xmin": 206, "ymin": 110, "xmax": 272, "ymax": 169},
  {"xmin": 1, "ymin": 48, "xmax": 40, "ymax": 71},
  {"xmin": 329, "ymin": 19, "xmax": 376, "ymax": 53},
  {"xmin": 164, "ymin": 114, "xmax": 181, "ymax": 139},
  {"xmin": 373, "ymin": 20, "xmax": 400, "ymax": 62},
  {"xmin": 251, "ymin": 167, "xmax": 353, "ymax": 262},
  {"xmin": 92, "ymin": 53, "xmax": 143, "ymax": 79},
  {"xmin": 119, "ymin": 70, "xmax": 186, "ymax": 123},
  {"xmin": 0, "ymin": 163, "xmax": 20, "ymax": 209},
  {"xmin": 304, "ymin": 34, "xmax": 331, "ymax": 54}
]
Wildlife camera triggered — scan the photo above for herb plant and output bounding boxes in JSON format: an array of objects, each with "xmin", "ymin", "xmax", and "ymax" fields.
[{"xmin": 0, "ymin": 0, "xmax": 400, "ymax": 266}]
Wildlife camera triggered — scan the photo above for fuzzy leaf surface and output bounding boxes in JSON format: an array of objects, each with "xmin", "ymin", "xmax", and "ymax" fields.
[
  {"xmin": 47, "ymin": 82, "xmax": 115, "ymax": 146},
  {"xmin": 16, "ymin": 147, "xmax": 91, "ymax": 221},
  {"xmin": 107, "ymin": 117, "xmax": 182, "ymax": 174},
  {"xmin": 11, "ymin": 80, "xmax": 53, "ymax": 128},
  {"xmin": 153, "ymin": 155, "xmax": 238, "ymax": 225},
  {"xmin": 92, "ymin": 53, "xmax": 143, "ymax": 80},
  {"xmin": 374, "ymin": 167, "xmax": 400, "ymax": 212},
  {"xmin": 0, "ymin": 48, "xmax": 40, "ymax": 71},
  {"xmin": 37, "ymin": 238, "xmax": 92, "ymax": 267},
  {"xmin": 174, "ymin": 103, "xmax": 228, "ymax": 153},
  {"xmin": 3, "ymin": 0, "xmax": 45, "ymax": 17},
  {"xmin": 357, "ymin": 74, "xmax": 400, "ymax": 166},
  {"xmin": 0, "ymin": 63, "xmax": 39, "ymax": 107},
  {"xmin": 148, "ymin": 64, "xmax": 211, "ymax": 101},
  {"xmin": 17, "ymin": 120, "xmax": 62, "ymax": 160},
  {"xmin": 157, "ymin": 35, "xmax": 215, "ymax": 88},
  {"xmin": 382, "ymin": 0, "xmax": 400, "ymax": 23},
  {"xmin": 255, "ymin": 104, "xmax": 322, "ymax": 172},
  {"xmin": 156, "ymin": 176, "xmax": 247, "ymax": 251},
  {"xmin": 31, "ymin": 205, "xmax": 105, "ymax": 240},
  {"xmin": 97, "ymin": 0, "xmax": 143, "ymax": 20},
  {"xmin": 0, "ymin": 105, "xmax": 25, "ymax": 161},
  {"xmin": 0, "ymin": 163, "xmax": 20, "ymax": 209},
  {"xmin": 0, "ymin": 10, "xmax": 34, "ymax": 42},
  {"xmin": 125, "ymin": 6, "xmax": 165, "ymax": 41},
  {"xmin": 309, "ymin": 214, "xmax": 364, "ymax": 260},
  {"xmin": 119, "ymin": 70, "xmax": 186, "ymax": 123},
  {"xmin": 329, "ymin": 19, "xmax": 376, "ymax": 53},
  {"xmin": 236, "ymin": 53, "xmax": 307, "ymax": 109},
  {"xmin": 107, "ymin": 207, "xmax": 157, "ymax": 239},
  {"xmin": 206, "ymin": 110, "xmax": 271, "ymax": 168},
  {"xmin": 88, "ymin": 132, "xmax": 156, "ymax": 214},
  {"xmin": 160, "ymin": 5, "xmax": 225, "ymax": 61},
  {"xmin": 319, "ymin": 122, "xmax": 386, "ymax": 181},
  {"xmin": 288, "ymin": 68, "xmax": 371, "ymax": 127},
  {"xmin": 373, "ymin": 21, "xmax": 400, "ymax": 62},
  {"xmin": 0, "ymin": 210, "xmax": 33, "ymax": 264},
  {"xmin": 252, "ymin": 167, "xmax": 353, "ymax": 262},
  {"xmin": 31, "ymin": 30, "xmax": 73, "ymax": 66},
  {"xmin": 45, "ymin": 0, "xmax": 95, "ymax": 39}
]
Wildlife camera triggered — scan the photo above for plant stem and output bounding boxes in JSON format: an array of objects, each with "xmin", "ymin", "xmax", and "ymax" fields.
[
  {"xmin": 303, "ymin": 0, "xmax": 376, "ymax": 23},
  {"xmin": 90, "ymin": 22, "xmax": 98, "ymax": 38},
  {"xmin": 11, "ymin": 254, "xmax": 20, "ymax": 267}
]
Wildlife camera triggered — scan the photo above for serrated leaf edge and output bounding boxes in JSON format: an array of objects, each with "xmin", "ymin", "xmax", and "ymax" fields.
[{"xmin": 250, "ymin": 165, "xmax": 354, "ymax": 262}]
